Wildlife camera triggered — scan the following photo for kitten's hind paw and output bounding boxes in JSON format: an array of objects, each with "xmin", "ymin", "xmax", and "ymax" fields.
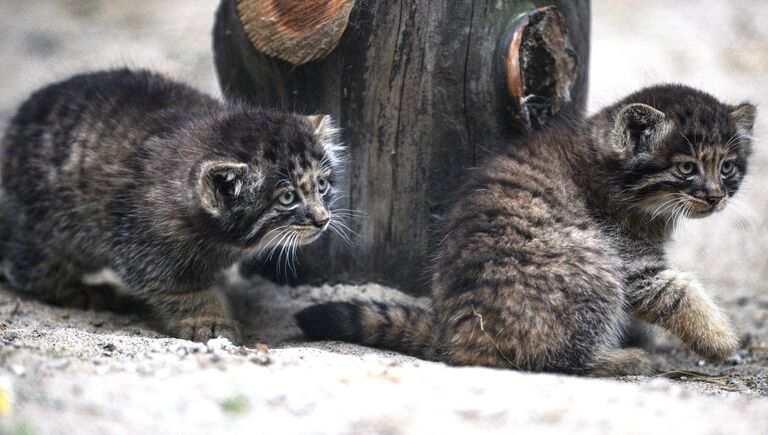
[
  {"xmin": 47, "ymin": 283, "xmax": 120, "ymax": 311},
  {"xmin": 172, "ymin": 316, "xmax": 241, "ymax": 343}
]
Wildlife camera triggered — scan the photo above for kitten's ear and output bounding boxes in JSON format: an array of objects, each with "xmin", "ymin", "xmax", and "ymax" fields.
[
  {"xmin": 197, "ymin": 161, "xmax": 250, "ymax": 214},
  {"xmin": 731, "ymin": 102, "xmax": 757, "ymax": 136},
  {"xmin": 307, "ymin": 114, "xmax": 344, "ymax": 165},
  {"xmin": 613, "ymin": 103, "xmax": 668, "ymax": 157},
  {"xmin": 306, "ymin": 114, "xmax": 334, "ymax": 136}
]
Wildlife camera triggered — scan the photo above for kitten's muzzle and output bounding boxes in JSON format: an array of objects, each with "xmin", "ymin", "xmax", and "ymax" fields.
[
  {"xmin": 704, "ymin": 193, "xmax": 725, "ymax": 207},
  {"xmin": 312, "ymin": 216, "xmax": 330, "ymax": 228},
  {"xmin": 306, "ymin": 205, "xmax": 330, "ymax": 228},
  {"xmin": 692, "ymin": 186, "xmax": 725, "ymax": 207},
  {"xmin": 686, "ymin": 195, "xmax": 726, "ymax": 218},
  {"xmin": 689, "ymin": 191, "xmax": 725, "ymax": 214},
  {"xmin": 296, "ymin": 225, "xmax": 326, "ymax": 244}
]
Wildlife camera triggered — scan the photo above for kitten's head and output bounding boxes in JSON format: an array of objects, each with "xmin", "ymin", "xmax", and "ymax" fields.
[
  {"xmin": 599, "ymin": 85, "xmax": 756, "ymax": 220},
  {"xmin": 192, "ymin": 109, "xmax": 344, "ymax": 253}
]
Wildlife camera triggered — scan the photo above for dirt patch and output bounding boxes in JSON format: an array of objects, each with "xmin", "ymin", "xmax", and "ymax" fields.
[{"xmin": 0, "ymin": 279, "xmax": 767, "ymax": 434}]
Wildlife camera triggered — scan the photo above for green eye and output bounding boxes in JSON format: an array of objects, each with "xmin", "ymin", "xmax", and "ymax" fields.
[
  {"xmin": 317, "ymin": 177, "xmax": 329, "ymax": 194},
  {"xmin": 721, "ymin": 160, "xmax": 735, "ymax": 176},
  {"xmin": 278, "ymin": 191, "xmax": 296, "ymax": 206},
  {"xmin": 677, "ymin": 162, "xmax": 696, "ymax": 176}
]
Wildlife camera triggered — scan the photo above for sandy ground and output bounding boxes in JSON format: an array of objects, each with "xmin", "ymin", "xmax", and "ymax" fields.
[{"xmin": 0, "ymin": 0, "xmax": 767, "ymax": 434}]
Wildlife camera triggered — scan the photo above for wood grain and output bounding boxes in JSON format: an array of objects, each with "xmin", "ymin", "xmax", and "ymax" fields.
[
  {"xmin": 236, "ymin": 0, "xmax": 355, "ymax": 64},
  {"xmin": 214, "ymin": 0, "xmax": 591, "ymax": 294}
]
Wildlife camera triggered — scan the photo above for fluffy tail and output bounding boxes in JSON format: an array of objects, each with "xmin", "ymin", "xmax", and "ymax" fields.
[{"xmin": 295, "ymin": 300, "xmax": 434, "ymax": 358}]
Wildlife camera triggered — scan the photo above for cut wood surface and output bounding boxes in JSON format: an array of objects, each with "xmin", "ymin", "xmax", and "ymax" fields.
[
  {"xmin": 214, "ymin": 0, "xmax": 590, "ymax": 293},
  {"xmin": 236, "ymin": 0, "xmax": 355, "ymax": 64}
]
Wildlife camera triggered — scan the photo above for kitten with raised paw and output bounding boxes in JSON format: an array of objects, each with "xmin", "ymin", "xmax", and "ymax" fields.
[
  {"xmin": 296, "ymin": 84, "xmax": 755, "ymax": 375},
  {"xmin": 0, "ymin": 68, "xmax": 344, "ymax": 343}
]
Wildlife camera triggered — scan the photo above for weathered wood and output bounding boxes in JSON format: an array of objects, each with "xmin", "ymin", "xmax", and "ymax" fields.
[{"xmin": 214, "ymin": 0, "xmax": 590, "ymax": 294}]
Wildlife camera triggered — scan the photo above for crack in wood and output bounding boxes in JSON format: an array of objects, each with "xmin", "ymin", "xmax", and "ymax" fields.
[
  {"xmin": 502, "ymin": 6, "xmax": 578, "ymax": 130},
  {"xmin": 463, "ymin": 0, "xmax": 477, "ymax": 166}
]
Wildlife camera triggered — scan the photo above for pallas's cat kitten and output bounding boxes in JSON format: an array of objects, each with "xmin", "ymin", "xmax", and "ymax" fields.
[
  {"xmin": 297, "ymin": 85, "xmax": 756, "ymax": 375},
  {"xmin": 0, "ymin": 69, "xmax": 344, "ymax": 342}
]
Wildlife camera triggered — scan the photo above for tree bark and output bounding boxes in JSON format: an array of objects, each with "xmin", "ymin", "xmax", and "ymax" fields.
[{"xmin": 213, "ymin": 0, "xmax": 590, "ymax": 294}]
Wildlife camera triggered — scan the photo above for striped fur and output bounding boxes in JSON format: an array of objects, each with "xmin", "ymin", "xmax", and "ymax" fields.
[
  {"xmin": 297, "ymin": 85, "xmax": 756, "ymax": 375},
  {"xmin": 296, "ymin": 301, "xmax": 434, "ymax": 357},
  {"xmin": 0, "ymin": 69, "xmax": 344, "ymax": 342}
]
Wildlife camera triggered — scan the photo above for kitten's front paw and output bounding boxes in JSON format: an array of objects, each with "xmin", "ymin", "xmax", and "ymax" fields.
[
  {"xmin": 690, "ymin": 314, "xmax": 739, "ymax": 361},
  {"xmin": 656, "ymin": 272, "xmax": 739, "ymax": 361},
  {"xmin": 172, "ymin": 316, "xmax": 241, "ymax": 343}
]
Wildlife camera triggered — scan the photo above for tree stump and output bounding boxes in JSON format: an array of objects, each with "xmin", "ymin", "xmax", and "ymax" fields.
[{"xmin": 213, "ymin": 0, "xmax": 590, "ymax": 294}]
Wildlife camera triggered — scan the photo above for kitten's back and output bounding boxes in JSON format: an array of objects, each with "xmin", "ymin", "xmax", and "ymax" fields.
[{"xmin": 2, "ymin": 69, "xmax": 215, "ymax": 202}]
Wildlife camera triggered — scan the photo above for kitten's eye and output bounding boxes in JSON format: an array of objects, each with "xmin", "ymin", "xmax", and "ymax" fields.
[
  {"xmin": 278, "ymin": 191, "xmax": 296, "ymax": 206},
  {"xmin": 721, "ymin": 160, "xmax": 735, "ymax": 177},
  {"xmin": 317, "ymin": 177, "xmax": 329, "ymax": 194},
  {"xmin": 677, "ymin": 162, "xmax": 696, "ymax": 176}
]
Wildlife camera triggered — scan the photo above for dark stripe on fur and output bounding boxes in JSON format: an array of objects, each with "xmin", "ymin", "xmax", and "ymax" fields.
[{"xmin": 295, "ymin": 300, "xmax": 433, "ymax": 358}]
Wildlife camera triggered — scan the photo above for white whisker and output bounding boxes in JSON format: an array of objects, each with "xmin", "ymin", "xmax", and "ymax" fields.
[
  {"xmin": 329, "ymin": 220, "xmax": 355, "ymax": 246},
  {"xmin": 331, "ymin": 218, "xmax": 359, "ymax": 236}
]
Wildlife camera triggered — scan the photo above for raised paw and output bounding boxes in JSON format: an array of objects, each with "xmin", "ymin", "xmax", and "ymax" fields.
[
  {"xmin": 671, "ymin": 280, "xmax": 739, "ymax": 361},
  {"xmin": 686, "ymin": 311, "xmax": 739, "ymax": 361},
  {"xmin": 172, "ymin": 316, "xmax": 241, "ymax": 343}
]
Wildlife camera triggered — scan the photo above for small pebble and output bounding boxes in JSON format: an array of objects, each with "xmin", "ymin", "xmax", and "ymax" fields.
[
  {"xmin": 147, "ymin": 343, "xmax": 163, "ymax": 353},
  {"xmin": 206, "ymin": 338, "xmax": 232, "ymax": 353},
  {"xmin": 10, "ymin": 365, "xmax": 24, "ymax": 376},
  {"xmin": 249, "ymin": 354, "xmax": 271, "ymax": 366},
  {"xmin": 697, "ymin": 360, "xmax": 705, "ymax": 367},
  {"xmin": 170, "ymin": 344, "xmax": 190, "ymax": 356}
]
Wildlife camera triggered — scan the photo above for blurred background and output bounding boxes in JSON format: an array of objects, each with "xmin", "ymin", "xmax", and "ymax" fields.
[
  {"xmin": 589, "ymin": 1, "xmax": 768, "ymax": 310},
  {"xmin": 0, "ymin": 0, "xmax": 766, "ymax": 317}
]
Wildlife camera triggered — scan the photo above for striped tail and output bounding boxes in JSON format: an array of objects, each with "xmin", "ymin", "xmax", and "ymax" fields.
[{"xmin": 295, "ymin": 300, "xmax": 434, "ymax": 358}]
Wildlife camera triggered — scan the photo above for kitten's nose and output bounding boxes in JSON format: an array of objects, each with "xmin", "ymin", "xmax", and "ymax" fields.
[
  {"xmin": 311, "ymin": 209, "xmax": 330, "ymax": 228},
  {"xmin": 706, "ymin": 193, "xmax": 725, "ymax": 206}
]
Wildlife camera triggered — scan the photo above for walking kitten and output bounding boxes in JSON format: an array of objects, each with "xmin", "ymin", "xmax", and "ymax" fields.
[
  {"xmin": 0, "ymin": 68, "xmax": 344, "ymax": 342},
  {"xmin": 297, "ymin": 85, "xmax": 756, "ymax": 375}
]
